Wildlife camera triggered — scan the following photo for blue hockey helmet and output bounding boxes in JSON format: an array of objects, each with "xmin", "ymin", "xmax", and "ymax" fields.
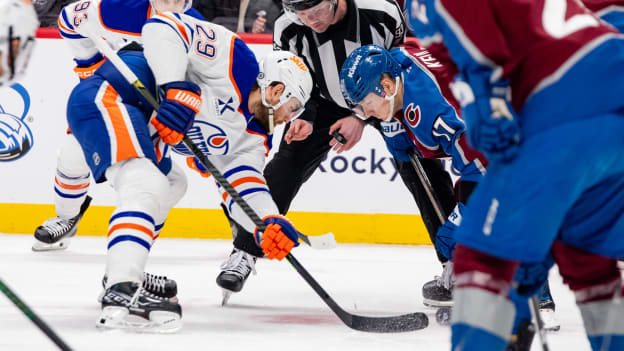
[{"xmin": 340, "ymin": 45, "xmax": 402, "ymax": 109}]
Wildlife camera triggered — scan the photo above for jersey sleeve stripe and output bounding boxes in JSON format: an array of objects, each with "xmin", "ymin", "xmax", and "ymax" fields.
[
  {"xmin": 228, "ymin": 36, "xmax": 243, "ymax": 103},
  {"xmin": 223, "ymin": 165, "xmax": 261, "ymax": 178},
  {"xmin": 146, "ymin": 17, "xmax": 190, "ymax": 52},
  {"xmin": 158, "ymin": 13, "xmax": 191, "ymax": 47}
]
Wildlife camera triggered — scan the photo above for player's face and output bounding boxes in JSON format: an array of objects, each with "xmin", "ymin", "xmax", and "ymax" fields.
[
  {"xmin": 151, "ymin": 0, "xmax": 188, "ymax": 13},
  {"xmin": 295, "ymin": 1, "xmax": 335, "ymax": 33},
  {"xmin": 274, "ymin": 97, "xmax": 305, "ymax": 124},
  {"xmin": 351, "ymin": 93, "xmax": 389, "ymax": 120}
]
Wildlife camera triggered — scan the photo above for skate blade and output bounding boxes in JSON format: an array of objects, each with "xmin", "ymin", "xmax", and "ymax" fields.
[
  {"xmin": 31, "ymin": 238, "xmax": 72, "ymax": 252},
  {"xmin": 423, "ymin": 298, "xmax": 454, "ymax": 308},
  {"xmin": 96, "ymin": 307, "xmax": 182, "ymax": 333},
  {"xmin": 221, "ymin": 289, "xmax": 233, "ymax": 306}
]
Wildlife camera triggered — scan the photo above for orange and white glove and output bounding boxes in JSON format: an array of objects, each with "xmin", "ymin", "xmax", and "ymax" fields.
[
  {"xmin": 151, "ymin": 81, "xmax": 202, "ymax": 145},
  {"xmin": 254, "ymin": 215, "xmax": 299, "ymax": 260}
]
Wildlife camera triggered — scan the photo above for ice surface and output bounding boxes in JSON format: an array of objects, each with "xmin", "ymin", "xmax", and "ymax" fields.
[{"xmin": 0, "ymin": 234, "xmax": 592, "ymax": 350}]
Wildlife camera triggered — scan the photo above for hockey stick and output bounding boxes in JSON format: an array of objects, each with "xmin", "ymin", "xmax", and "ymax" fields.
[
  {"xmin": 407, "ymin": 152, "xmax": 447, "ymax": 224},
  {"xmin": 529, "ymin": 295, "xmax": 550, "ymax": 351},
  {"xmin": 88, "ymin": 33, "xmax": 427, "ymax": 332},
  {"xmin": 410, "ymin": 149, "xmax": 552, "ymax": 348},
  {"xmin": 0, "ymin": 278, "xmax": 73, "ymax": 351}
]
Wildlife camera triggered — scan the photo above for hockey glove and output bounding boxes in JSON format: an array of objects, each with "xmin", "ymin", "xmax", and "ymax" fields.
[
  {"xmin": 435, "ymin": 202, "xmax": 463, "ymax": 261},
  {"xmin": 254, "ymin": 214, "xmax": 299, "ymax": 260},
  {"xmin": 152, "ymin": 81, "xmax": 202, "ymax": 145},
  {"xmin": 459, "ymin": 80, "xmax": 521, "ymax": 163},
  {"xmin": 73, "ymin": 52, "xmax": 106, "ymax": 80},
  {"xmin": 514, "ymin": 254, "xmax": 555, "ymax": 298},
  {"xmin": 380, "ymin": 120, "xmax": 413, "ymax": 162},
  {"xmin": 186, "ymin": 157, "xmax": 210, "ymax": 178}
]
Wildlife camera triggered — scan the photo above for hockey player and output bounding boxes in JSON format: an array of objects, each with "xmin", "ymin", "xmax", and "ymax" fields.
[
  {"xmin": 0, "ymin": 0, "xmax": 38, "ymax": 87},
  {"xmin": 405, "ymin": 0, "xmax": 560, "ymax": 334},
  {"xmin": 140, "ymin": 11, "xmax": 313, "ymax": 304},
  {"xmin": 65, "ymin": 8, "xmax": 312, "ymax": 329},
  {"xmin": 30, "ymin": 0, "xmax": 205, "ymax": 301},
  {"xmin": 424, "ymin": 0, "xmax": 624, "ymax": 350},
  {"xmin": 215, "ymin": 0, "xmax": 460, "ymax": 304},
  {"xmin": 32, "ymin": 0, "xmax": 203, "ymax": 252}
]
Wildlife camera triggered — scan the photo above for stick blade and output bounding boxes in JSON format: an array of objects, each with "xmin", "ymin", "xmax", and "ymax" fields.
[
  {"xmin": 348, "ymin": 312, "xmax": 429, "ymax": 333},
  {"xmin": 306, "ymin": 232, "xmax": 338, "ymax": 249}
]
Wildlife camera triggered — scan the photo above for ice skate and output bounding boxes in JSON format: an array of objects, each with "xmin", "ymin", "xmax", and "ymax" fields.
[
  {"xmin": 422, "ymin": 261, "xmax": 454, "ymax": 307},
  {"xmin": 32, "ymin": 196, "xmax": 92, "ymax": 251},
  {"xmin": 97, "ymin": 281, "xmax": 182, "ymax": 333},
  {"xmin": 538, "ymin": 281, "xmax": 560, "ymax": 332},
  {"xmin": 216, "ymin": 248, "xmax": 257, "ymax": 306},
  {"xmin": 99, "ymin": 272, "xmax": 178, "ymax": 302}
]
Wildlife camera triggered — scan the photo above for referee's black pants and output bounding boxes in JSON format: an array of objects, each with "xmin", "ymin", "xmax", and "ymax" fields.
[{"xmin": 263, "ymin": 101, "xmax": 456, "ymax": 264}]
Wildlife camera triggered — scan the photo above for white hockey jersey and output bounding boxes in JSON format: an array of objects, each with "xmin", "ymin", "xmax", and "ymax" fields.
[
  {"xmin": 142, "ymin": 13, "xmax": 277, "ymax": 234},
  {"xmin": 57, "ymin": 0, "xmax": 202, "ymax": 61}
]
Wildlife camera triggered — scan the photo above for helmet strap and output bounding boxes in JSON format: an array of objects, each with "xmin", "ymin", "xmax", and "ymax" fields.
[
  {"xmin": 268, "ymin": 107, "xmax": 275, "ymax": 134},
  {"xmin": 383, "ymin": 76, "xmax": 401, "ymax": 121}
]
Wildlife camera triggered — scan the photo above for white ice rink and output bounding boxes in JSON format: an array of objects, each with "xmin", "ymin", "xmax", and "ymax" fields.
[{"xmin": 0, "ymin": 234, "xmax": 594, "ymax": 351}]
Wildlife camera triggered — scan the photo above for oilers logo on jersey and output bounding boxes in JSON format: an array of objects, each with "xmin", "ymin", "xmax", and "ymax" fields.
[
  {"xmin": 0, "ymin": 84, "xmax": 33, "ymax": 161},
  {"xmin": 172, "ymin": 120, "xmax": 229, "ymax": 156}
]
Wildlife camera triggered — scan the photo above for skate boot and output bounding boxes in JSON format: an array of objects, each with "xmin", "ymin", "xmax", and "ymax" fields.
[
  {"xmin": 538, "ymin": 281, "xmax": 560, "ymax": 332},
  {"xmin": 97, "ymin": 281, "xmax": 182, "ymax": 333},
  {"xmin": 422, "ymin": 261, "xmax": 454, "ymax": 307},
  {"xmin": 506, "ymin": 319, "xmax": 536, "ymax": 351},
  {"xmin": 99, "ymin": 272, "xmax": 178, "ymax": 302},
  {"xmin": 216, "ymin": 248, "xmax": 257, "ymax": 306},
  {"xmin": 32, "ymin": 196, "xmax": 92, "ymax": 251}
]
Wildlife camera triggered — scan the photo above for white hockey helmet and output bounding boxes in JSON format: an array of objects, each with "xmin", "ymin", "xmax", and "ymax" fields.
[
  {"xmin": 0, "ymin": 0, "xmax": 39, "ymax": 86},
  {"xmin": 149, "ymin": 0, "xmax": 192, "ymax": 13},
  {"xmin": 257, "ymin": 50, "xmax": 313, "ymax": 124}
]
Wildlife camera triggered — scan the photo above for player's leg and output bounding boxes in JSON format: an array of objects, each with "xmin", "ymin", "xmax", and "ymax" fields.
[
  {"xmin": 67, "ymin": 79, "xmax": 182, "ymax": 331},
  {"xmin": 32, "ymin": 133, "xmax": 91, "ymax": 251},
  {"xmin": 211, "ymin": 155, "xmax": 268, "ymax": 304},
  {"xmin": 451, "ymin": 244, "xmax": 519, "ymax": 351},
  {"xmin": 552, "ymin": 241, "xmax": 624, "ymax": 351}
]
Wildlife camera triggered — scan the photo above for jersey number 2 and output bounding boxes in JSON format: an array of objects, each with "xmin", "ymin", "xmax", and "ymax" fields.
[{"xmin": 542, "ymin": 0, "xmax": 599, "ymax": 39}]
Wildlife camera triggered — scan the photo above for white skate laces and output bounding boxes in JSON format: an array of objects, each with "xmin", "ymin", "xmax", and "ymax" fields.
[
  {"xmin": 40, "ymin": 217, "xmax": 76, "ymax": 237},
  {"xmin": 220, "ymin": 249, "xmax": 257, "ymax": 278},
  {"xmin": 440, "ymin": 261, "xmax": 455, "ymax": 291},
  {"xmin": 143, "ymin": 274, "xmax": 168, "ymax": 295}
]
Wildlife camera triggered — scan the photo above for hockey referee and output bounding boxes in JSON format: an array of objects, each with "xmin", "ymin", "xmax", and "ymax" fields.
[{"xmin": 217, "ymin": 0, "xmax": 457, "ymax": 304}]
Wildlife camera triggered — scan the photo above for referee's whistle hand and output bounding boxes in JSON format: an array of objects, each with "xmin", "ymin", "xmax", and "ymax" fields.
[{"xmin": 329, "ymin": 116, "xmax": 365, "ymax": 153}]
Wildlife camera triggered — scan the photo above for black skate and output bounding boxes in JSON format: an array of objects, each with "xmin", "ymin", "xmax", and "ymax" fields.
[
  {"xmin": 506, "ymin": 319, "xmax": 536, "ymax": 351},
  {"xmin": 216, "ymin": 248, "xmax": 256, "ymax": 306},
  {"xmin": 99, "ymin": 272, "xmax": 178, "ymax": 302},
  {"xmin": 32, "ymin": 196, "xmax": 92, "ymax": 251},
  {"xmin": 422, "ymin": 262, "xmax": 454, "ymax": 307},
  {"xmin": 97, "ymin": 281, "xmax": 182, "ymax": 333}
]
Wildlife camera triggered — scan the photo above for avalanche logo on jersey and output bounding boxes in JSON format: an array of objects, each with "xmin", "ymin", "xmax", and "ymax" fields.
[
  {"xmin": 172, "ymin": 120, "xmax": 229, "ymax": 156},
  {"xmin": 0, "ymin": 84, "xmax": 33, "ymax": 162},
  {"xmin": 404, "ymin": 103, "xmax": 421, "ymax": 128}
]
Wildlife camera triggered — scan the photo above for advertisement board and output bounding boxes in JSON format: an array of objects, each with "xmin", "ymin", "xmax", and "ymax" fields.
[{"xmin": 0, "ymin": 32, "xmax": 448, "ymax": 245}]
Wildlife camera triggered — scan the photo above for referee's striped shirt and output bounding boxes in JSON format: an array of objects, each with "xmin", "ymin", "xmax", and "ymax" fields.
[{"xmin": 273, "ymin": 0, "xmax": 407, "ymax": 111}]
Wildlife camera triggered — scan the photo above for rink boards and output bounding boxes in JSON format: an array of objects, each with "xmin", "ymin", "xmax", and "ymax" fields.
[{"xmin": 0, "ymin": 30, "xmax": 445, "ymax": 245}]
